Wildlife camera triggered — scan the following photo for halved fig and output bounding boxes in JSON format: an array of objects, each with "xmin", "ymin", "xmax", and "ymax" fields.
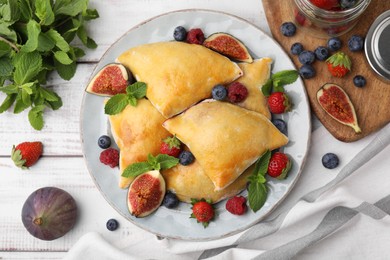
[
  {"xmin": 127, "ymin": 170, "xmax": 166, "ymax": 218},
  {"xmin": 203, "ymin": 33, "xmax": 253, "ymax": 63},
  {"xmin": 86, "ymin": 63, "xmax": 132, "ymax": 96},
  {"xmin": 317, "ymin": 83, "xmax": 361, "ymax": 133}
]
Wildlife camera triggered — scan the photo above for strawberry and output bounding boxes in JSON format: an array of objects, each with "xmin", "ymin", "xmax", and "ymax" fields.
[
  {"xmin": 326, "ymin": 52, "xmax": 351, "ymax": 78},
  {"xmin": 268, "ymin": 92, "xmax": 292, "ymax": 114},
  {"xmin": 160, "ymin": 135, "xmax": 181, "ymax": 158},
  {"xmin": 190, "ymin": 199, "xmax": 214, "ymax": 228},
  {"xmin": 11, "ymin": 141, "xmax": 43, "ymax": 169},
  {"xmin": 309, "ymin": 0, "xmax": 339, "ymax": 10},
  {"xmin": 267, "ymin": 152, "xmax": 292, "ymax": 179}
]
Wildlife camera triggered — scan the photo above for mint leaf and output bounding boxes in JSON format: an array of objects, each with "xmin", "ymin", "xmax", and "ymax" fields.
[
  {"xmin": 82, "ymin": 9, "xmax": 99, "ymax": 21},
  {"xmin": 253, "ymin": 150, "xmax": 271, "ymax": 176},
  {"xmin": 13, "ymin": 51, "xmax": 42, "ymax": 85},
  {"xmin": 35, "ymin": 0, "xmax": 55, "ymax": 25},
  {"xmin": 127, "ymin": 82, "xmax": 147, "ymax": 99},
  {"xmin": 46, "ymin": 29, "xmax": 70, "ymax": 52},
  {"xmin": 261, "ymin": 78, "xmax": 272, "ymax": 97},
  {"xmin": 21, "ymin": 20, "xmax": 41, "ymax": 53},
  {"xmin": 37, "ymin": 33, "xmax": 55, "ymax": 52},
  {"xmin": 53, "ymin": 0, "xmax": 88, "ymax": 16},
  {"xmin": 19, "ymin": 0, "xmax": 32, "ymax": 22},
  {"xmin": 0, "ymin": 93, "xmax": 16, "ymax": 113},
  {"xmin": 77, "ymin": 25, "xmax": 97, "ymax": 49},
  {"xmin": 0, "ymin": 41, "xmax": 11, "ymax": 57},
  {"xmin": 14, "ymin": 92, "xmax": 30, "ymax": 113},
  {"xmin": 156, "ymin": 154, "xmax": 179, "ymax": 170},
  {"xmin": 28, "ymin": 105, "xmax": 45, "ymax": 130},
  {"xmin": 121, "ymin": 162, "xmax": 153, "ymax": 178},
  {"xmin": 104, "ymin": 94, "xmax": 129, "ymax": 115},
  {"xmin": 54, "ymin": 59, "xmax": 76, "ymax": 80},
  {"xmin": 0, "ymin": 21, "xmax": 17, "ymax": 42},
  {"xmin": 248, "ymin": 181, "xmax": 268, "ymax": 212},
  {"xmin": 54, "ymin": 50, "xmax": 73, "ymax": 65},
  {"xmin": 0, "ymin": 56, "xmax": 13, "ymax": 77}
]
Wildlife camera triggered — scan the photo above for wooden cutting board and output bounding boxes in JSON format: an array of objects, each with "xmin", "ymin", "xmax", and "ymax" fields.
[{"xmin": 262, "ymin": 0, "xmax": 390, "ymax": 142}]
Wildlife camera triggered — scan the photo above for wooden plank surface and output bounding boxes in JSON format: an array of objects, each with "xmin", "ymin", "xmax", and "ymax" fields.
[{"xmin": 262, "ymin": 0, "xmax": 390, "ymax": 142}]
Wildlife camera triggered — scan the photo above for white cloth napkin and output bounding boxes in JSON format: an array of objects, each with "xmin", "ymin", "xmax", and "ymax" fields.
[{"xmin": 65, "ymin": 123, "xmax": 390, "ymax": 260}]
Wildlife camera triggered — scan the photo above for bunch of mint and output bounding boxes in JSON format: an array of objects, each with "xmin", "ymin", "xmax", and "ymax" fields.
[{"xmin": 0, "ymin": 0, "xmax": 99, "ymax": 130}]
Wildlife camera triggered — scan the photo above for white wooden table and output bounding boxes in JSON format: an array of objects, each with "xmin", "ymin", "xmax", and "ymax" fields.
[{"xmin": 0, "ymin": 0, "xmax": 271, "ymax": 258}]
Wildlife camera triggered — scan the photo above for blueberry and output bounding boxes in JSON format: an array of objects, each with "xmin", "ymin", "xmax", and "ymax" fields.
[
  {"xmin": 106, "ymin": 219, "xmax": 119, "ymax": 231},
  {"xmin": 327, "ymin": 37, "xmax": 342, "ymax": 51},
  {"xmin": 280, "ymin": 22, "xmax": 296, "ymax": 37},
  {"xmin": 299, "ymin": 64, "xmax": 316, "ymax": 79},
  {"xmin": 348, "ymin": 35, "xmax": 364, "ymax": 52},
  {"xmin": 353, "ymin": 75, "xmax": 366, "ymax": 87},
  {"xmin": 314, "ymin": 46, "xmax": 329, "ymax": 61},
  {"xmin": 298, "ymin": 50, "xmax": 315, "ymax": 65},
  {"xmin": 98, "ymin": 135, "xmax": 111, "ymax": 149},
  {"xmin": 290, "ymin": 42, "xmax": 304, "ymax": 55},
  {"xmin": 179, "ymin": 151, "xmax": 195, "ymax": 165},
  {"xmin": 271, "ymin": 119, "xmax": 288, "ymax": 135},
  {"xmin": 163, "ymin": 191, "xmax": 179, "ymax": 208},
  {"xmin": 322, "ymin": 153, "xmax": 339, "ymax": 169},
  {"xmin": 173, "ymin": 26, "xmax": 187, "ymax": 41},
  {"xmin": 340, "ymin": 0, "xmax": 357, "ymax": 9},
  {"xmin": 212, "ymin": 85, "xmax": 227, "ymax": 101}
]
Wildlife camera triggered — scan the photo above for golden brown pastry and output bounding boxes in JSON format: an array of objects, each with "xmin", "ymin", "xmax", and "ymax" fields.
[
  {"xmin": 116, "ymin": 41, "xmax": 243, "ymax": 118},
  {"xmin": 108, "ymin": 99, "xmax": 170, "ymax": 188},
  {"xmin": 235, "ymin": 58, "xmax": 272, "ymax": 119},
  {"xmin": 163, "ymin": 100, "xmax": 288, "ymax": 190}
]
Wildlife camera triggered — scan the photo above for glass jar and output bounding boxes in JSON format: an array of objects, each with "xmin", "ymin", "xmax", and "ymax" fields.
[{"xmin": 291, "ymin": 0, "xmax": 372, "ymax": 38}]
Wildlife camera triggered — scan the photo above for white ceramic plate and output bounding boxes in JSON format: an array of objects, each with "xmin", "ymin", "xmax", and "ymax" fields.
[{"xmin": 80, "ymin": 9, "xmax": 311, "ymax": 241}]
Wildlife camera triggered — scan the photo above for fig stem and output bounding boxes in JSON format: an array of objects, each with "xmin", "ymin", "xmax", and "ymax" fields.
[{"xmin": 33, "ymin": 217, "xmax": 43, "ymax": 226}]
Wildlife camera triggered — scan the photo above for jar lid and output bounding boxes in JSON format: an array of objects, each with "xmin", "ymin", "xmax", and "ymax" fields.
[{"xmin": 365, "ymin": 10, "xmax": 390, "ymax": 81}]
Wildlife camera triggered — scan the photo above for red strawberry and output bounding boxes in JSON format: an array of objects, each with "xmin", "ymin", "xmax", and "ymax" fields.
[
  {"xmin": 226, "ymin": 196, "xmax": 247, "ymax": 215},
  {"xmin": 11, "ymin": 141, "xmax": 43, "ymax": 169},
  {"xmin": 191, "ymin": 199, "xmax": 214, "ymax": 228},
  {"xmin": 160, "ymin": 135, "xmax": 182, "ymax": 158},
  {"xmin": 268, "ymin": 92, "xmax": 292, "ymax": 114},
  {"xmin": 267, "ymin": 152, "xmax": 292, "ymax": 179},
  {"xmin": 309, "ymin": 0, "xmax": 339, "ymax": 10},
  {"xmin": 326, "ymin": 52, "xmax": 351, "ymax": 78}
]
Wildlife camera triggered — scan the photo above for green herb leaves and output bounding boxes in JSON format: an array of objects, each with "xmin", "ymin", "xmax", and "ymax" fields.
[
  {"xmin": 248, "ymin": 150, "xmax": 271, "ymax": 212},
  {"xmin": 104, "ymin": 82, "xmax": 147, "ymax": 115},
  {"xmin": 262, "ymin": 70, "xmax": 299, "ymax": 96},
  {"xmin": 122, "ymin": 154, "xmax": 179, "ymax": 179},
  {"xmin": 0, "ymin": 0, "xmax": 99, "ymax": 130}
]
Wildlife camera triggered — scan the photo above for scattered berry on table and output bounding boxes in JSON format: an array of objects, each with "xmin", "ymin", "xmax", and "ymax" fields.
[
  {"xmin": 280, "ymin": 22, "xmax": 296, "ymax": 37},
  {"xmin": 271, "ymin": 118, "xmax": 288, "ymax": 135},
  {"xmin": 163, "ymin": 191, "xmax": 180, "ymax": 208},
  {"xmin": 309, "ymin": 0, "xmax": 339, "ymax": 10},
  {"xmin": 99, "ymin": 148, "xmax": 119, "ymax": 168},
  {"xmin": 348, "ymin": 35, "xmax": 364, "ymax": 52},
  {"xmin": 340, "ymin": 0, "xmax": 357, "ymax": 9},
  {"xmin": 298, "ymin": 50, "xmax": 315, "ymax": 65},
  {"xmin": 326, "ymin": 52, "xmax": 351, "ymax": 78},
  {"xmin": 212, "ymin": 85, "xmax": 228, "ymax": 101},
  {"xmin": 353, "ymin": 75, "xmax": 366, "ymax": 88},
  {"xmin": 327, "ymin": 37, "xmax": 342, "ymax": 51},
  {"xmin": 179, "ymin": 150, "xmax": 195, "ymax": 165},
  {"xmin": 173, "ymin": 26, "xmax": 187, "ymax": 41},
  {"xmin": 267, "ymin": 152, "xmax": 292, "ymax": 179},
  {"xmin": 191, "ymin": 199, "xmax": 214, "ymax": 228},
  {"xmin": 186, "ymin": 28, "xmax": 205, "ymax": 45},
  {"xmin": 291, "ymin": 42, "xmax": 304, "ymax": 55},
  {"xmin": 299, "ymin": 64, "xmax": 316, "ymax": 79},
  {"xmin": 106, "ymin": 219, "xmax": 119, "ymax": 231},
  {"xmin": 268, "ymin": 92, "xmax": 292, "ymax": 114},
  {"xmin": 227, "ymin": 82, "xmax": 249, "ymax": 103},
  {"xmin": 160, "ymin": 135, "xmax": 182, "ymax": 158},
  {"xmin": 314, "ymin": 46, "xmax": 329, "ymax": 61},
  {"xmin": 11, "ymin": 141, "xmax": 43, "ymax": 169},
  {"xmin": 322, "ymin": 153, "xmax": 339, "ymax": 169},
  {"xmin": 98, "ymin": 135, "xmax": 111, "ymax": 149},
  {"xmin": 226, "ymin": 196, "xmax": 247, "ymax": 215}
]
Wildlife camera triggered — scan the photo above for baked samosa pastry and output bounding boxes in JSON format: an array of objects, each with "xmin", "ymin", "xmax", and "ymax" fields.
[
  {"xmin": 162, "ymin": 160, "xmax": 253, "ymax": 203},
  {"xmin": 117, "ymin": 41, "xmax": 243, "ymax": 118},
  {"xmin": 108, "ymin": 99, "xmax": 170, "ymax": 188},
  {"xmin": 235, "ymin": 58, "xmax": 272, "ymax": 119},
  {"xmin": 163, "ymin": 101, "xmax": 288, "ymax": 190}
]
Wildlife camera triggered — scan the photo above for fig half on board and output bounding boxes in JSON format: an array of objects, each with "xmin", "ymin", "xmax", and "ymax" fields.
[
  {"xmin": 317, "ymin": 83, "xmax": 361, "ymax": 133},
  {"xmin": 21, "ymin": 187, "xmax": 78, "ymax": 241},
  {"xmin": 203, "ymin": 33, "xmax": 253, "ymax": 63},
  {"xmin": 86, "ymin": 63, "xmax": 132, "ymax": 96}
]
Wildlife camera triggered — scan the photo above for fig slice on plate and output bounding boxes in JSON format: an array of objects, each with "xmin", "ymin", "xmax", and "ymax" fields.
[
  {"xmin": 317, "ymin": 83, "xmax": 361, "ymax": 133},
  {"xmin": 127, "ymin": 170, "xmax": 166, "ymax": 218},
  {"xmin": 86, "ymin": 63, "xmax": 132, "ymax": 96},
  {"xmin": 203, "ymin": 32, "xmax": 253, "ymax": 63},
  {"xmin": 21, "ymin": 187, "xmax": 78, "ymax": 241}
]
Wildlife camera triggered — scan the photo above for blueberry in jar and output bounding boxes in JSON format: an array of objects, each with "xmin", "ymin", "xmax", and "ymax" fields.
[
  {"xmin": 173, "ymin": 26, "xmax": 187, "ymax": 41},
  {"xmin": 340, "ymin": 0, "xmax": 357, "ymax": 9},
  {"xmin": 98, "ymin": 135, "xmax": 111, "ymax": 149}
]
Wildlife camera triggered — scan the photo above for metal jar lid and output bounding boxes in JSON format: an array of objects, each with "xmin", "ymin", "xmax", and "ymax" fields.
[{"xmin": 365, "ymin": 10, "xmax": 390, "ymax": 82}]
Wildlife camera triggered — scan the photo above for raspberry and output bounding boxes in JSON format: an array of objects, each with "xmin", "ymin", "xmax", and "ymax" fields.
[
  {"xmin": 227, "ymin": 82, "xmax": 248, "ymax": 103},
  {"xmin": 99, "ymin": 148, "xmax": 119, "ymax": 168},
  {"xmin": 226, "ymin": 196, "xmax": 247, "ymax": 215},
  {"xmin": 186, "ymin": 28, "xmax": 205, "ymax": 45}
]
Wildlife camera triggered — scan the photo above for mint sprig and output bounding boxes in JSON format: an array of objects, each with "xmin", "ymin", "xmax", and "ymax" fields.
[
  {"xmin": 262, "ymin": 70, "xmax": 298, "ymax": 96},
  {"xmin": 121, "ymin": 153, "xmax": 179, "ymax": 179},
  {"xmin": 104, "ymin": 82, "xmax": 147, "ymax": 115},
  {"xmin": 0, "ymin": 0, "xmax": 99, "ymax": 130},
  {"xmin": 248, "ymin": 150, "xmax": 271, "ymax": 212}
]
